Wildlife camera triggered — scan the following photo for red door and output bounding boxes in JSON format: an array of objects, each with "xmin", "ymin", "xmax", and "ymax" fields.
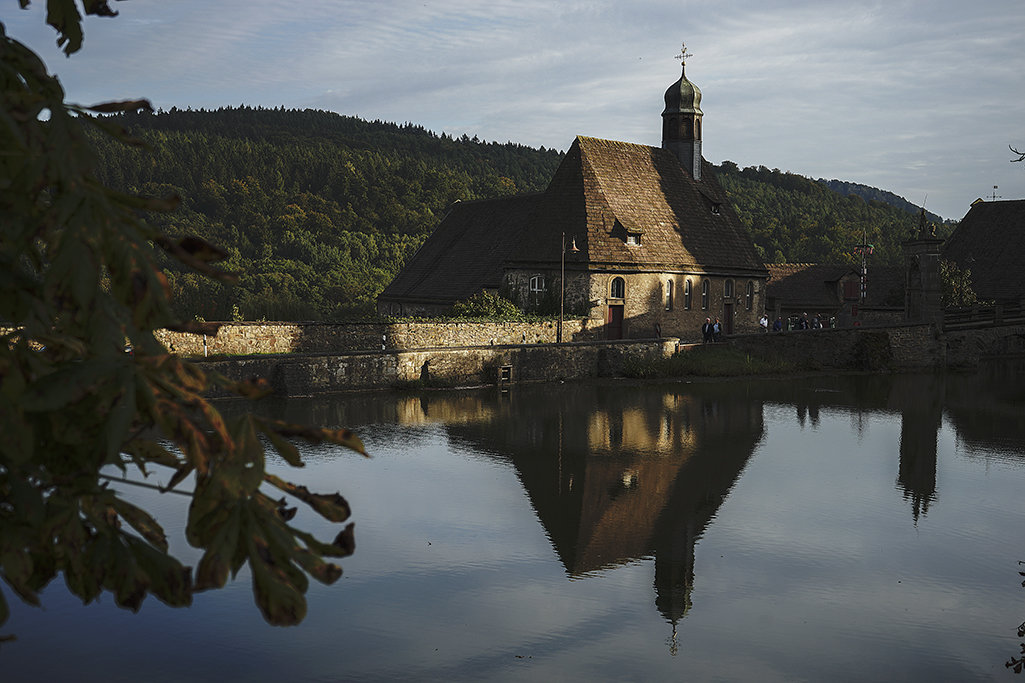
[{"xmin": 608, "ymin": 305, "xmax": 624, "ymax": 339}]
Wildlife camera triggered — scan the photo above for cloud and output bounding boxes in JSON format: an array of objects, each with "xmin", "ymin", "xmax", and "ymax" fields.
[{"xmin": 6, "ymin": 0, "xmax": 1024, "ymax": 218}]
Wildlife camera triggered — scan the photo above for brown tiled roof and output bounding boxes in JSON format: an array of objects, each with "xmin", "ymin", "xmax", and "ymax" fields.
[
  {"xmin": 766, "ymin": 263, "xmax": 903, "ymax": 309},
  {"xmin": 510, "ymin": 136, "xmax": 766, "ymax": 275},
  {"xmin": 942, "ymin": 199, "xmax": 1025, "ymax": 302},
  {"xmin": 379, "ymin": 135, "xmax": 767, "ymax": 307},
  {"xmin": 865, "ymin": 265, "xmax": 904, "ymax": 307},
  {"xmin": 378, "ymin": 194, "xmax": 541, "ymax": 305},
  {"xmin": 765, "ymin": 263, "xmax": 855, "ymax": 309}
]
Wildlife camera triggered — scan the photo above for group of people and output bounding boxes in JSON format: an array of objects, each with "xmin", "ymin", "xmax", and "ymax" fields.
[
  {"xmin": 701, "ymin": 317, "xmax": 723, "ymax": 343},
  {"xmin": 702, "ymin": 312, "xmax": 832, "ymax": 341},
  {"xmin": 757, "ymin": 312, "xmax": 829, "ymax": 333}
]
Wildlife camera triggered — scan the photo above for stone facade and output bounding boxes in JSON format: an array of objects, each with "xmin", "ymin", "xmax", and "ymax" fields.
[{"xmin": 503, "ymin": 269, "xmax": 763, "ymax": 340}]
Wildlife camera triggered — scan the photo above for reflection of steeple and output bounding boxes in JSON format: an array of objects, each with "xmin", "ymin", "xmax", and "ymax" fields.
[
  {"xmin": 893, "ymin": 375, "xmax": 943, "ymax": 523},
  {"xmin": 444, "ymin": 382, "xmax": 764, "ymax": 633},
  {"xmin": 897, "ymin": 414, "xmax": 938, "ymax": 522}
]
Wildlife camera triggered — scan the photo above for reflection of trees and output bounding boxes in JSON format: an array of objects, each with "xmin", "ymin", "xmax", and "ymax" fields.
[
  {"xmin": 943, "ymin": 360, "xmax": 1025, "ymax": 459},
  {"xmin": 443, "ymin": 382, "xmax": 765, "ymax": 636}
]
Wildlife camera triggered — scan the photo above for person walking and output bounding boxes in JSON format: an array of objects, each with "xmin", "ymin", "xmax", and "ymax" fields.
[
  {"xmin": 701, "ymin": 317, "xmax": 713, "ymax": 343},
  {"xmin": 712, "ymin": 318, "xmax": 722, "ymax": 342}
]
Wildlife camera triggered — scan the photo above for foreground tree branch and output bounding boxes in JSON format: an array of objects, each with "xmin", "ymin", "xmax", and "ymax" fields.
[{"xmin": 1, "ymin": 3, "xmax": 365, "ymax": 632}]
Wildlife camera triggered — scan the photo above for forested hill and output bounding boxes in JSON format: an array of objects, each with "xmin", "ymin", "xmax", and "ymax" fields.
[
  {"xmin": 90, "ymin": 106, "xmax": 564, "ymax": 320},
  {"xmin": 714, "ymin": 161, "xmax": 950, "ymax": 267},
  {"xmin": 89, "ymin": 107, "xmax": 948, "ymax": 320},
  {"xmin": 816, "ymin": 178, "xmax": 945, "ymax": 224}
]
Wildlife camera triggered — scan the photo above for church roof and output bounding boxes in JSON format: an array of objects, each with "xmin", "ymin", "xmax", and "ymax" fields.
[
  {"xmin": 765, "ymin": 263, "xmax": 903, "ymax": 309},
  {"xmin": 942, "ymin": 199, "xmax": 1025, "ymax": 302},
  {"xmin": 378, "ymin": 193, "xmax": 542, "ymax": 306},
  {"xmin": 379, "ymin": 135, "xmax": 766, "ymax": 308},
  {"xmin": 509, "ymin": 136, "xmax": 766, "ymax": 274}
]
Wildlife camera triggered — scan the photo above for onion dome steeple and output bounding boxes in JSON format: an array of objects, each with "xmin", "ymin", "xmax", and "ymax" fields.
[{"xmin": 662, "ymin": 43, "xmax": 703, "ymax": 180}]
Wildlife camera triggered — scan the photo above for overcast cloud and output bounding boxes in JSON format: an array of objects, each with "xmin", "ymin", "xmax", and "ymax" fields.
[{"xmin": 6, "ymin": 0, "xmax": 1023, "ymax": 219}]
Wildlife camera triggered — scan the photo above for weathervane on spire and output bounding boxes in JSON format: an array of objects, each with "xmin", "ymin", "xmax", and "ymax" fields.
[{"xmin": 675, "ymin": 42, "xmax": 692, "ymax": 65}]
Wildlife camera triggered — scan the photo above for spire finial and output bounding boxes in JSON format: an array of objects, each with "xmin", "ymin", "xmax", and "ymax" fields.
[{"xmin": 675, "ymin": 42, "xmax": 693, "ymax": 66}]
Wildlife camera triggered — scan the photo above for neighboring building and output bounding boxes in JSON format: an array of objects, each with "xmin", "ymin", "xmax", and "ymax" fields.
[
  {"xmin": 765, "ymin": 263, "xmax": 903, "ymax": 327},
  {"xmin": 942, "ymin": 198, "xmax": 1025, "ymax": 303},
  {"xmin": 378, "ymin": 60, "xmax": 768, "ymax": 339}
]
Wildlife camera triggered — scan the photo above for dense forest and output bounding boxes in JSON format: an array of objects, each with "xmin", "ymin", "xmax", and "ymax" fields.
[
  {"xmin": 816, "ymin": 178, "xmax": 946, "ymax": 224},
  {"xmin": 716, "ymin": 161, "xmax": 952, "ymax": 267},
  {"xmin": 89, "ymin": 106, "xmax": 948, "ymax": 320}
]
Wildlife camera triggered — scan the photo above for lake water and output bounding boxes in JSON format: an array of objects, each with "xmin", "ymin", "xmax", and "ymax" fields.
[{"xmin": 5, "ymin": 365, "xmax": 1025, "ymax": 681}]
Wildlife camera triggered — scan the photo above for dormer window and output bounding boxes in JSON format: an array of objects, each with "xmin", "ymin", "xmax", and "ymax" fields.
[{"xmin": 626, "ymin": 232, "xmax": 641, "ymax": 246}]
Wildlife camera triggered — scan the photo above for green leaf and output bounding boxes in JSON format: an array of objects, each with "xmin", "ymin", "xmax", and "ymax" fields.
[
  {"xmin": 123, "ymin": 536, "xmax": 191, "ymax": 608},
  {"xmin": 20, "ymin": 359, "xmax": 119, "ymax": 412},
  {"xmin": 193, "ymin": 505, "xmax": 242, "ymax": 592},
  {"xmin": 110, "ymin": 497, "xmax": 168, "ymax": 552},
  {"xmin": 0, "ymin": 550, "xmax": 39, "ymax": 606},
  {"xmin": 291, "ymin": 547, "xmax": 343, "ymax": 586},
  {"xmin": 248, "ymin": 536, "xmax": 307, "ymax": 627},
  {"xmin": 258, "ymin": 423, "xmax": 303, "ymax": 468},
  {"xmin": 104, "ymin": 364, "xmax": 136, "ymax": 462},
  {"xmin": 264, "ymin": 474, "xmax": 351, "ymax": 523}
]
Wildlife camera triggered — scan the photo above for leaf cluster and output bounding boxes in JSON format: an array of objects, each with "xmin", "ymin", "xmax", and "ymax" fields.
[{"xmin": 1, "ymin": 8, "xmax": 366, "ymax": 631}]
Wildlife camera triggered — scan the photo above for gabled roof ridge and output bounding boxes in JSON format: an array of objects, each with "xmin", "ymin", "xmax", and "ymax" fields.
[
  {"xmin": 576, "ymin": 134, "xmax": 656, "ymax": 151},
  {"xmin": 446, "ymin": 191, "xmax": 544, "ymax": 209}
]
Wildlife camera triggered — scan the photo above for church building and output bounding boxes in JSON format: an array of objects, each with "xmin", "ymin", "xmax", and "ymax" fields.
[{"xmin": 377, "ymin": 57, "xmax": 768, "ymax": 339}]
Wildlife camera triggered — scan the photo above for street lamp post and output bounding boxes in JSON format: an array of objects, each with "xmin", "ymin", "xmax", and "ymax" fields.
[{"xmin": 558, "ymin": 232, "xmax": 579, "ymax": 343}]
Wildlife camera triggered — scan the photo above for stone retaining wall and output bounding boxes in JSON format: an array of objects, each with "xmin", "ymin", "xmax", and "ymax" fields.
[
  {"xmin": 729, "ymin": 323, "xmax": 944, "ymax": 371},
  {"xmin": 155, "ymin": 319, "xmax": 600, "ymax": 356},
  {"xmin": 197, "ymin": 338, "xmax": 678, "ymax": 396},
  {"xmin": 943, "ymin": 324, "xmax": 1025, "ymax": 368}
]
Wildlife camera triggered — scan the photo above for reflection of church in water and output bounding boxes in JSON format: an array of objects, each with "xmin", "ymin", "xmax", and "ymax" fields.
[
  {"xmin": 276, "ymin": 362, "xmax": 1025, "ymax": 643},
  {"xmin": 443, "ymin": 382, "xmax": 766, "ymax": 638}
]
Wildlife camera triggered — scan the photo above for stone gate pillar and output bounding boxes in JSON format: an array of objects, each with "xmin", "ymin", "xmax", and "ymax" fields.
[{"xmin": 902, "ymin": 213, "xmax": 944, "ymax": 326}]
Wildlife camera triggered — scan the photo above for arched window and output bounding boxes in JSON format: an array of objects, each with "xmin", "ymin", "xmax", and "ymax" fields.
[
  {"xmin": 529, "ymin": 274, "xmax": 546, "ymax": 308},
  {"xmin": 746, "ymin": 281, "xmax": 754, "ymax": 310},
  {"xmin": 701, "ymin": 279, "xmax": 709, "ymax": 310},
  {"xmin": 684, "ymin": 279, "xmax": 692, "ymax": 309},
  {"xmin": 665, "ymin": 279, "xmax": 674, "ymax": 311},
  {"xmin": 610, "ymin": 277, "xmax": 625, "ymax": 299},
  {"xmin": 724, "ymin": 279, "xmax": 734, "ymax": 298}
]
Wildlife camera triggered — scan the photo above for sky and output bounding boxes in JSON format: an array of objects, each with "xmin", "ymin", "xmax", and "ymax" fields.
[{"xmin": 5, "ymin": 0, "xmax": 1024, "ymax": 220}]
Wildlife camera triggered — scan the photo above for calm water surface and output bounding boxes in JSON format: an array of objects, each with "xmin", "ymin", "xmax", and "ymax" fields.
[{"xmin": 5, "ymin": 365, "xmax": 1025, "ymax": 681}]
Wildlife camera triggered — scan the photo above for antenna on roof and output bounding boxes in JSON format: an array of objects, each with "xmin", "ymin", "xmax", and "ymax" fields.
[
  {"xmin": 989, "ymin": 185, "xmax": 1001, "ymax": 201},
  {"xmin": 675, "ymin": 42, "xmax": 692, "ymax": 65}
]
